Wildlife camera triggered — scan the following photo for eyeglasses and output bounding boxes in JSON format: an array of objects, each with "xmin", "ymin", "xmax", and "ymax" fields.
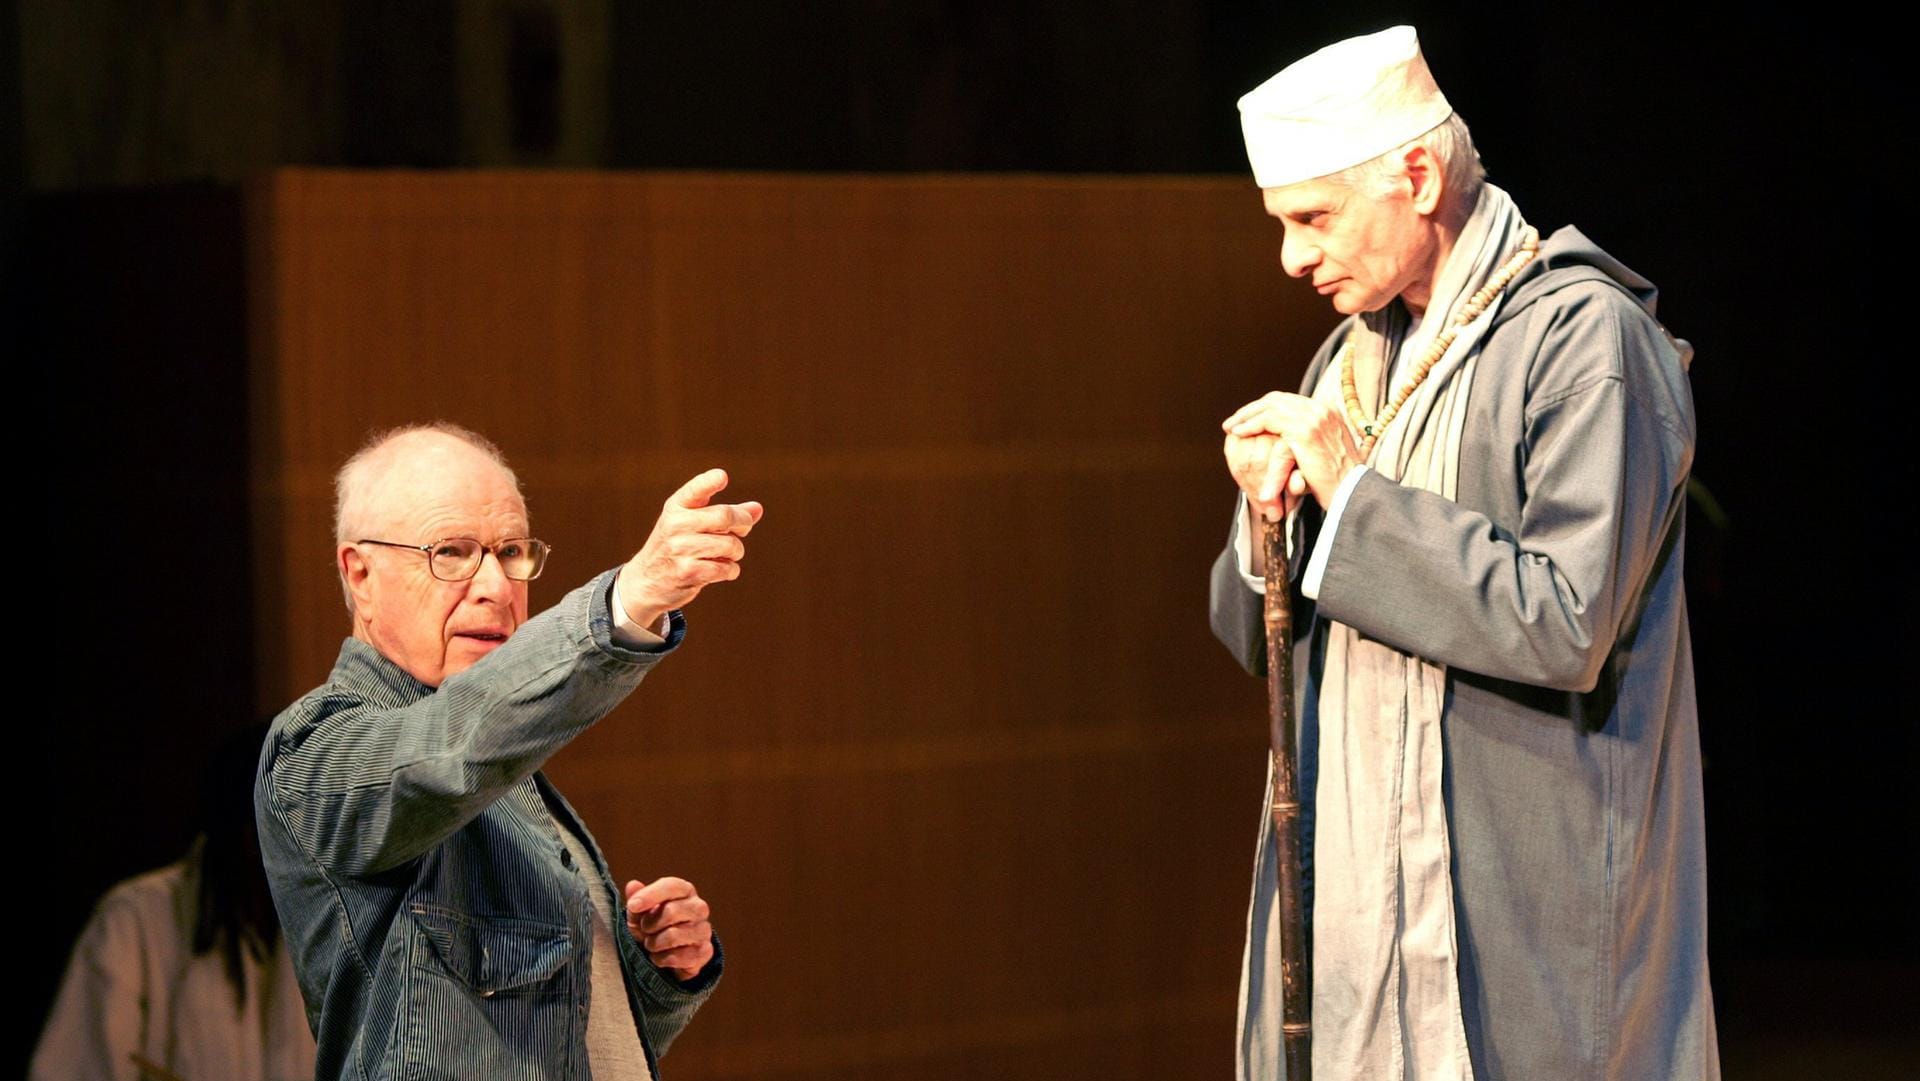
[{"xmin": 356, "ymin": 537, "xmax": 552, "ymax": 582}]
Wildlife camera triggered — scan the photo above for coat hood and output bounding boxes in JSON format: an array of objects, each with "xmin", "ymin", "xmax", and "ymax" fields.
[
  {"xmin": 1495, "ymin": 225, "xmax": 1690, "ymax": 370},
  {"xmin": 1504, "ymin": 225, "xmax": 1659, "ymax": 320}
]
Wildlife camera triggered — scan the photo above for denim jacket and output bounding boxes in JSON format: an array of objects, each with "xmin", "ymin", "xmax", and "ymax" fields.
[{"xmin": 256, "ymin": 569, "xmax": 721, "ymax": 1080}]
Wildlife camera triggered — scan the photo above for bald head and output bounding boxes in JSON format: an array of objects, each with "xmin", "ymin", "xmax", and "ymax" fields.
[
  {"xmin": 335, "ymin": 423, "xmax": 522, "ymax": 549},
  {"xmin": 332, "ymin": 423, "xmax": 535, "ymax": 686}
]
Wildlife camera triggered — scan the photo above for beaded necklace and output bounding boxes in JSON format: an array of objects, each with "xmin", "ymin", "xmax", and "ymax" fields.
[{"xmin": 1339, "ymin": 227, "xmax": 1540, "ymax": 458}]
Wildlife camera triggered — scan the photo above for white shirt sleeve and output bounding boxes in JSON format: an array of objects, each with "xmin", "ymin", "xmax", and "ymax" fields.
[
  {"xmin": 609, "ymin": 573, "xmax": 670, "ymax": 647},
  {"xmin": 1231, "ymin": 494, "xmax": 1269, "ymax": 595},
  {"xmin": 1300, "ymin": 464, "xmax": 1369, "ymax": 600}
]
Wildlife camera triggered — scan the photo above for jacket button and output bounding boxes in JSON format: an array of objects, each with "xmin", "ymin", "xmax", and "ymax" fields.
[{"xmin": 561, "ymin": 849, "xmax": 574, "ymax": 869}]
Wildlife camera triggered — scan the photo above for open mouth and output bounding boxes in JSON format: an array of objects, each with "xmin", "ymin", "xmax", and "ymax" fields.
[{"xmin": 455, "ymin": 632, "xmax": 508, "ymax": 643}]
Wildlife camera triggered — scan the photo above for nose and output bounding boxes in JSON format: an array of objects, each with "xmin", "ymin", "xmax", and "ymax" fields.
[
  {"xmin": 1279, "ymin": 226, "xmax": 1317, "ymax": 279},
  {"xmin": 466, "ymin": 548, "xmax": 514, "ymax": 603}
]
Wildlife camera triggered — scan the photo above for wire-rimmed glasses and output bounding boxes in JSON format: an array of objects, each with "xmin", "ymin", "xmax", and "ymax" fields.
[{"xmin": 355, "ymin": 537, "xmax": 552, "ymax": 582}]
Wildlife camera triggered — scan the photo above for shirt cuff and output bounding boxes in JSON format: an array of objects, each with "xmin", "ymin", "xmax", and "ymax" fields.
[
  {"xmin": 1301, "ymin": 464, "xmax": 1368, "ymax": 600},
  {"xmin": 1231, "ymin": 494, "xmax": 1267, "ymax": 595},
  {"xmin": 609, "ymin": 573, "xmax": 671, "ymax": 647}
]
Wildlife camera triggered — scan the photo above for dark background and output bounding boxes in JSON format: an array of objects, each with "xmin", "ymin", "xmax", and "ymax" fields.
[{"xmin": 12, "ymin": 1, "xmax": 1908, "ymax": 1076}]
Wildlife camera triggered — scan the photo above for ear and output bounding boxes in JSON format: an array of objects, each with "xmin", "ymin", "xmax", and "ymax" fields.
[
  {"xmin": 341, "ymin": 543, "xmax": 377, "ymax": 618},
  {"xmin": 1402, "ymin": 143, "xmax": 1445, "ymax": 218}
]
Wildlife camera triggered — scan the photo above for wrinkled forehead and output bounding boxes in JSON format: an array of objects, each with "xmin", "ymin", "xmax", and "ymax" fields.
[
  {"xmin": 368, "ymin": 446, "xmax": 529, "ymax": 542},
  {"xmin": 1262, "ymin": 176, "xmax": 1351, "ymax": 219}
]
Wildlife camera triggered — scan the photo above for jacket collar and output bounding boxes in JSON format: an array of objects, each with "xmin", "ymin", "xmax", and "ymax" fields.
[{"xmin": 328, "ymin": 636, "xmax": 437, "ymax": 707}]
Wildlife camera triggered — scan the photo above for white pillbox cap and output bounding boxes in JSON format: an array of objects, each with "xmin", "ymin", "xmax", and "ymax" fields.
[{"xmin": 1237, "ymin": 25, "xmax": 1454, "ymax": 189}]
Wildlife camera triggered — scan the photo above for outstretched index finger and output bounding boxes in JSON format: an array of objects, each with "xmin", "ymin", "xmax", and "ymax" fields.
[{"xmin": 670, "ymin": 468, "xmax": 730, "ymax": 510}]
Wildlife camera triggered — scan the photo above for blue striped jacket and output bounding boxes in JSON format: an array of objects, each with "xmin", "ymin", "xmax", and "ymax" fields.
[{"xmin": 256, "ymin": 569, "xmax": 721, "ymax": 1080}]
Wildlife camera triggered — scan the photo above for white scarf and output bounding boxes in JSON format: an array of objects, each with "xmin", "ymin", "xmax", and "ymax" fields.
[{"xmin": 1238, "ymin": 184, "xmax": 1531, "ymax": 1081}]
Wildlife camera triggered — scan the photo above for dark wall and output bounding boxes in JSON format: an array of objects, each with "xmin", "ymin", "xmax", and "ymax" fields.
[{"xmin": 20, "ymin": 185, "xmax": 255, "ymax": 1062}]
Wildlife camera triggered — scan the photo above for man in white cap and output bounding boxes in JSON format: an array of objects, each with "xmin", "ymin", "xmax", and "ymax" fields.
[{"xmin": 1209, "ymin": 26, "xmax": 1718, "ymax": 1081}]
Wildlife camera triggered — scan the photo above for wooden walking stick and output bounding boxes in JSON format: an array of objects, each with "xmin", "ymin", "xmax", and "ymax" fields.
[{"xmin": 1262, "ymin": 515, "xmax": 1312, "ymax": 1080}]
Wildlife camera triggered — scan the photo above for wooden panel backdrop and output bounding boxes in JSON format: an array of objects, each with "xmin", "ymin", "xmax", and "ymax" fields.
[{"xmin": 245, "ymin": 169, "xmax": 1334, "ymax": 1080}]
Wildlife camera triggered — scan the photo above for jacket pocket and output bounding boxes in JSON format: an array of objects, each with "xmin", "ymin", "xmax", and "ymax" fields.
[
  {"xmin": 402, "ymin": 905, "xmax": 575, "ymax": 1080},
  {"xmin": 409, "ymin": 904, "xmax": 571, "ymax": 995}
]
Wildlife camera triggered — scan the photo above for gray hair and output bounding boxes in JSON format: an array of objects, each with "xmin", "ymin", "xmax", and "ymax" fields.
[
  {"xmin": 332, "ymin": 421, "xmax": 523, "ymax": 613},
  {"xmin": 1330, "ymin": 111, "xmax": 1486, "ymax": 215}
]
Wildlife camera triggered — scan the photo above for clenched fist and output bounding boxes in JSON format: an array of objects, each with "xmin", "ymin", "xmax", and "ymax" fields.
[{"xmin": 624, "ymin": 877, "xmax": 716, "ymax": 982}]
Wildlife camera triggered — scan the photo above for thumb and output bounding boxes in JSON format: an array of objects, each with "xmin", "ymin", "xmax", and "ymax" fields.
[{"xmin": 670, "ymin": 468, "xmax": 729, "ymax": 510}]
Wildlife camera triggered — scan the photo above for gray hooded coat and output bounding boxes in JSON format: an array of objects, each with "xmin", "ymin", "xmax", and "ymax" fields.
[{"xmin": 1210, "ymin": 227, "xmax": 1719, "ymax": 1080}]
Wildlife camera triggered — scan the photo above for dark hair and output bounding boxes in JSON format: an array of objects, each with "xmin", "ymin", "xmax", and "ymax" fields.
[{"xmin": 192, "ymin": 724, "xmax": 281, "ymax": 1005}]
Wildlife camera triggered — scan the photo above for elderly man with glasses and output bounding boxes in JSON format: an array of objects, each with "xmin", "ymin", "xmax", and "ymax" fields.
[{"xmin": 256, "ymin": 422, "xmax": 761, "ymax": 1081}]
